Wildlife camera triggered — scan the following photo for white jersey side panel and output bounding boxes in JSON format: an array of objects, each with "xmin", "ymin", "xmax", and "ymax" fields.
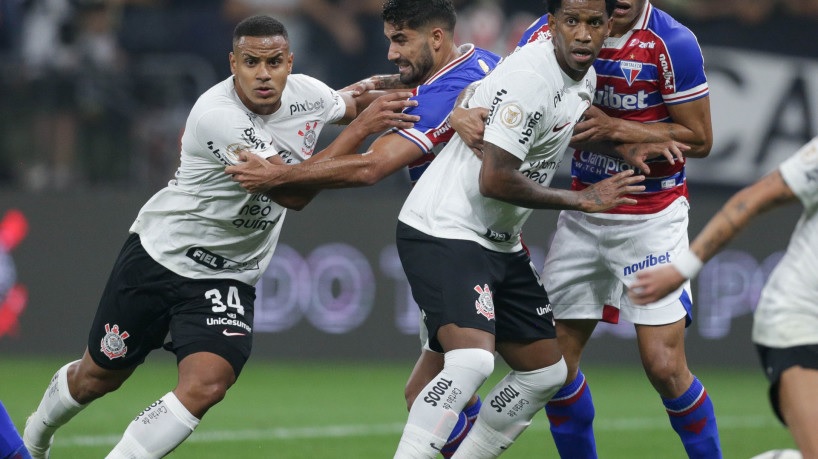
[
  {"xmin": 130, "ymin": 74, "xmax": 346, "ymax": 285},
  {"xmin": 753, "ymin": 137, "xmax": 818, "ymax": 347},
  {"xmin": 399, "ymin": 40, "xmax": 594, "ymax": 252}
]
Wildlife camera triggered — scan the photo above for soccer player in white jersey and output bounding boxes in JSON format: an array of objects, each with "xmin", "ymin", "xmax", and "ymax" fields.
[
  {"xmin": 390, "ymin": 0, "xmax": 672, "ymax": 456},
  {"xmin": 225, "ymin": 1, "xmax": 500, "ymax": 455},
  {"xmin": 629, "ymin": 137, "xmax": 818, "ymax": 458},
  {"xmin": 508, "ymin": 2, "xmax": 719, "ymax": 457},
  {"xmin": 21, "ymin": 15, "xmax": 418, "ymax": 459}
]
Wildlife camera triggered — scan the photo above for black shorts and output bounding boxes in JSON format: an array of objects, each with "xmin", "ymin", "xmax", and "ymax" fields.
[
  {"xmin": 396, "ymin": 222, "xmax": 555, "ymax": 353},
  {"xmin": 88, "ymin": 233, "xmax": 256, "ymax": 376},
  {"xmin": 755, "ymin": 343, "xmax": 818, "ymax": 425}
]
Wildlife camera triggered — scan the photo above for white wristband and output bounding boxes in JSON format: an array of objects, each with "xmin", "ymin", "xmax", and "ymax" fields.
[{"xmin": 674, "ymin": 249, "xmax": 703, "ymax": 279}]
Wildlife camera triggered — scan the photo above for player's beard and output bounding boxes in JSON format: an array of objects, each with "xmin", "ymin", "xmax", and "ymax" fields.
[{"xmin": 398, "ymin": 44, "xmax": 434, "ymax": 86}]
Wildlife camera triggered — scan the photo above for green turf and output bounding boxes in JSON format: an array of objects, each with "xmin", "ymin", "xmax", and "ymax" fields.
[{"xmin": 3, "ymin": 355, "xmax": 795, "ymax": 458}]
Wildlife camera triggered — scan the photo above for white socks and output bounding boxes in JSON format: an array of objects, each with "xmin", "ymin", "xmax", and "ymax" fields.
[
  {"xmin": 394, "ymin": 348, "xmax": 495, "ymax": 459},
  {"xmin": 23, "ymin": 360, "xmax": 86, "ymax": 458},
  {"xmin": 107, "ymin": 391, "xmax": 200, "ymax": 459},
  {"xmin": 453, "ymin": 358, "xmax": 567, "ymax": 458}
]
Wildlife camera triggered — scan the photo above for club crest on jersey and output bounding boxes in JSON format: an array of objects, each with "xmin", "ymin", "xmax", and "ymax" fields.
[
  {"xmin": 473, "ymin": 284, "xmax": 495, "ymax": 320},
  {"xmin": 100, "ymin": 323, "xmax": 129, "ymax": 360},
  {"xmin": 299, "ymin": 121, "xmax": 319, "ymax": 156},
  {"xmin": 620, "ymin": 61, "xmax": 643, "ymax": 87}
]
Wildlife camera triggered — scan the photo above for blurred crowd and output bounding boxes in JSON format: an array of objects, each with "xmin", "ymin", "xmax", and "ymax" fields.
[{"xmin": 0, "ymin": 0, "xmax": 817, "ymax": 191}]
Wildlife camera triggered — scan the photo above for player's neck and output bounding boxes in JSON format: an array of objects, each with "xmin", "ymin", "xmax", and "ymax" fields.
[{"xmin": 432, "ymin": 43, "xmax": 462, "ymax": 77}]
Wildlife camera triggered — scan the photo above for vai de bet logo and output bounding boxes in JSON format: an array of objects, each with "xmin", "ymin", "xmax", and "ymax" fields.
[{"xmin": 0, "ymin": 210, "xmax": 29, "ymax": 338}]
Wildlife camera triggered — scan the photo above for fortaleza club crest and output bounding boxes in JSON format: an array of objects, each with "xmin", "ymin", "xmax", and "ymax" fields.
[
  {"xmin": 101, "ymin": 323, "xmax": 129, "ymax": 360},
  {"xmin": 473, "ymin": 284, "xmax": 495, "ymax": 320}
]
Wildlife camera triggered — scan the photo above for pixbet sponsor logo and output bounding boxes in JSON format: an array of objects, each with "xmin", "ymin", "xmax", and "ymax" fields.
[{"xmin": 289, "ymin": 98, "xmax": 326, "ymax": 116}]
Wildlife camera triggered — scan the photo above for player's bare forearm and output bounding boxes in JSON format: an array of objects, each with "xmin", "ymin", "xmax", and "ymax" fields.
[
  {"xmin": 478, "ymin": 145, "xmax": 645, "ymax": 212},
  {"xmin": 629, "ymin": 169, "xmax": 797, "ymax": 305},
  {"xmin": 571, "ymin": 97, "xmax": 712, "ymax": 158},
  {"xmin": 689, "ymin": 170, "xmax": 797, "ymax": 263}
]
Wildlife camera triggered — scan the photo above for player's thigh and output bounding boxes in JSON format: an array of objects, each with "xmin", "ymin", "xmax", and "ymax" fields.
[
  {"xmin": 170, "ymin": 277, "xmax": 256, "ymax": 378},
  {"xmin": 87, "ymin": 233, "xmax": 175, "ymax": 371},
  {"xmin": 757, "ymin": 344, "xmax": 818, "ymax": 427},
  {"xmin": 778, "ymin": 366, "xmax": 818, "ymax": 454},
  {"xmin": 494, "ymin": 250, "xmax": 560, "ymax": 371},
  {"xmin": 615, "ymin": 199, "xmax": 692, "ymax": 325},
  {"xmin": 543, "ymin": 210, "xmax": 619, "ymax": 320},
  {"xmin": 396, "ymin": 222, "xmax": 498, "ymax": 352}
]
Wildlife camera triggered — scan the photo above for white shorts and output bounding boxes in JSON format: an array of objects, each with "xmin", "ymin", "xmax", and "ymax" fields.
[{"xmin": 542, "ymin": 197, "xmax": 693, "ymax": 326}]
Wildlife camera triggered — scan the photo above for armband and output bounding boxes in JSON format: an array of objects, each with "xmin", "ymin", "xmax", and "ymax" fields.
[{"xmin": 674, "ymin": 249, "xmax": 703, "ymax": 279}]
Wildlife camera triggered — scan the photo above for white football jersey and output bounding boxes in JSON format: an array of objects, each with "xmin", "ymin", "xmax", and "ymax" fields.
[
  {"xmin": 398, "ymin": 39, "xmax": 595, "ymax": 252},
  {"xmin": 130, "ymin": 74, "xmax": 346, "ymax": 285},
  {"xmin": 753, "ymin": 137, "xmax": 818, "ymax": 347}
]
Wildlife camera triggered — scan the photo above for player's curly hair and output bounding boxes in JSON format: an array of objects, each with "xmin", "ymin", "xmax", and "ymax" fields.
[
  {"xmin": 546, "ymin": 0, "xmax": 617, "ymax": 17},
  {"xmin": 233, "ymin": 15, "xmax": 289, "ymax": 46},
  {"xmin": 382, "ymin": 0, "xmax": 456, "ymax": 33}
]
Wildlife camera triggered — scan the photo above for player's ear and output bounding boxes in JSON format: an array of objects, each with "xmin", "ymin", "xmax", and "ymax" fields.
[{"xmin": 430, "ymin": 27, "xmax": 445, "ymax": 51}]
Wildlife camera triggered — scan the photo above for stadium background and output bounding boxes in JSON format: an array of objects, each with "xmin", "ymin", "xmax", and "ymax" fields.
[
  {"xmin": 2, "ymin": 0, "xmax": 816, "ymax": 364},
  {"xmin": 0, "ymin": 1, "xmax": 816, "ymax": 455}
]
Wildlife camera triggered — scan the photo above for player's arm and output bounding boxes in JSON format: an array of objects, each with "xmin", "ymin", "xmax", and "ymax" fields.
[
  {"xmin": 227, "ymin": 92, "xmax": 419, "ymax": 208},
  {"xmin": 628, "ymin": 169, "xmax": 798, "ymax": 304},
  {"xmin": 570, "ymin": 97, "xmax": 711, "ymax": 170},
  {"xmin": 478, "ymin": 142, "xmax": 645, "ymax": 212},
  {"xmin": 262, "ymin": 132, "xmax": 425, "ymax": 190},
  {"xmin": 339, "ymin": 74, "xmax": 413, "ymax": 95},
  {"xmin": 336, "ymin": 74, "xmax": 415, "ymax": 123}
]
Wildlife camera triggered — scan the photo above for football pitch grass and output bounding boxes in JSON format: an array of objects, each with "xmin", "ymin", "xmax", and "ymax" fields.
[{"xmin": 3, "ymin": 355, "xmax": 796, "ymax": 458}]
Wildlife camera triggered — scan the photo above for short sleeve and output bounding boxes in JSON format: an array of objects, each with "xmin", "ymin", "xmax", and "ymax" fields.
[
  {"xmin": 191, "ymin": 108, "xmax": 278, "ymax": 163},
  {"xmin": 296, "ymin": 74, "xmax": 347, "ymax": 124},
  {"xmin": 779, "ymin": 137, "xmax": 818, "ymax": 208},
  {"xmin": 482, "ymin": 70, "xmax": 549, "ymax": 161}
]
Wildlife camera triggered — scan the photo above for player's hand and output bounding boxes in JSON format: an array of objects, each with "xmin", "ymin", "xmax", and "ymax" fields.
[
  {"xmin": 577, "ymin": 169, "xmax": 645, "ymax": 213},
  {"xmin": 351, "ymin": 91, "xmax": 419, "ymax": 134},
  {"xmin": 225, "ymin": 150, "xmax": 288, "ymax": 194},
  {"xmin": 449, "ymin": 106, "xmax": 488, "ymax": 158},
  {"xmin": 628, "ymin": 265, "xmax": 687, "ymax": 305},
  {"xmin": 617, "ymin": 141, "xmax": 688, "ymax": 174},
  {"xmin": 570, "ymin": 105, "xmax": 614, "ymax": 143}
]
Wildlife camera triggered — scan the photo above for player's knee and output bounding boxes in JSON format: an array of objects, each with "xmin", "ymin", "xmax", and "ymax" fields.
[
  {"xmin": 177, "ymin": 379, "xmax": 231, "ymax": 413},
  {"xmin": 643, "ymin": 358, "xmax": 689, "ymax": 394},
  {"xmin": 522, "ymin": 358, "xmax": 568, "ymax": 399},
  {"xmin": 445, "ymin": 348, "xmax": 495, "ymax": 381}
]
